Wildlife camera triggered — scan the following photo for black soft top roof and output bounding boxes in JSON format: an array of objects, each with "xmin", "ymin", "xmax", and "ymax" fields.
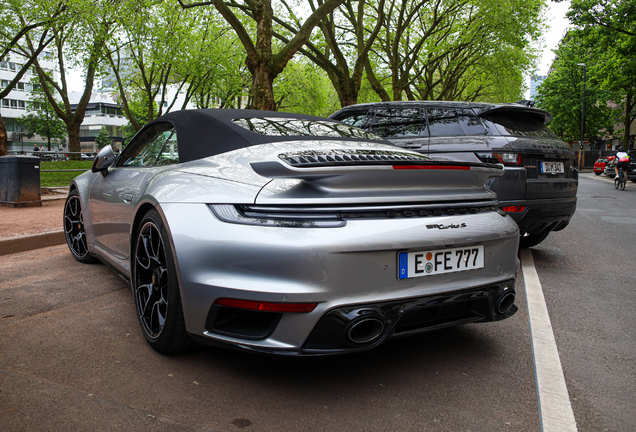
[{"xmin": 142, "ymin": 109, "xmax": 388, "ymax": 163}]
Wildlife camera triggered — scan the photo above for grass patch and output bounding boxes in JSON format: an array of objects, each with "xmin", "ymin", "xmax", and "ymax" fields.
[
  {"xmin": 40, "ymin": 161, "xmax": 93, "ymax": 170},
  {"xmin": 40, "ymin": 160, "xmax": 93, "ymax": 187}
]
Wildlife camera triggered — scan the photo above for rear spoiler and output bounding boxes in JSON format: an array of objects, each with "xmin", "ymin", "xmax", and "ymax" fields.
[
  {"xmin": 473, "ymin": 104, "xmax": 552, "ymax": 124},
  {"xmin": 250, "ymin": 159, "xmax": 504, "ymax": 180}
]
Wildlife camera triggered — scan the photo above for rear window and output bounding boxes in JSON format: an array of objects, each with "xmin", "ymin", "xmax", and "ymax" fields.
[
  {"xmin": 233, "ymin": 117, "xmax": 380, "ymax": 140},
  {"xmin": 482, "ymin": 112, "xmax": 558, "ymax": 138}
]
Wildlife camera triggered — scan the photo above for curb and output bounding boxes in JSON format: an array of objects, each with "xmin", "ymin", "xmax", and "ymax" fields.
[{"xmin": 0, "ymin": 230, "xmax": 66, "ymax": 256}]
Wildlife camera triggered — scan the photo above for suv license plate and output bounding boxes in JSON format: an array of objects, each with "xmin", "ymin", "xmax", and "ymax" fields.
[
  {"xmin": 398, "ymin": 246, "xmax": 484, "ymax": 280},
  {"xmin": 540, "ymin": 161, "xmax": 564, "ymax": 174}
]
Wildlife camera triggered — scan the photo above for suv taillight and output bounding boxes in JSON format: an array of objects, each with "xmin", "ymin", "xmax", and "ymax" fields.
[
  {"xmin": 494, "ymin": 153, "xmax": 522, "ymax": 165},
  {"xmin": 475, "ymin": 153, "xmax": 522, "ymax": 165}
]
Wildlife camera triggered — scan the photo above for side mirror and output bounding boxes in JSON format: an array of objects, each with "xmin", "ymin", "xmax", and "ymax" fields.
[{"xmin": 92, "ymin": 145, "xmax": 116, "ymax": 177}]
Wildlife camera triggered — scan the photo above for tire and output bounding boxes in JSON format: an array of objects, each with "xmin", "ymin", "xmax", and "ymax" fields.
[
  {"xmin": 133, "ymin": 209, "xmax": 193, "ymax": 353},
  {"xmin": 63, "ymin": 190, "xmax": 98, "ymax": 263},
  {"xmin": 621, "ymin": 176, "xmax": 626, "ymax": 190},
  {"xmin": 594, "ymin": 171, "xmax": 602, "ymax": 176},
  {"xmin": 519, "ymin": 229, "xmax": 551, "ymax": 249},
  {"xmin": 615, "ymin": 177, "xmax": 619, "ymax": 189}
]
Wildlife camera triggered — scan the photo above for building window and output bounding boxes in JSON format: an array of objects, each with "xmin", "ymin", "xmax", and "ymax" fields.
[
  {"xmin": 0, "ymin": 80, "xmax": 8, "ymax": 89},
  {"xmin": 0, "ymin": 61, "xmax": 7, "ymax": 70},
  {"xmin": 18, "ymin": 100, "xmax": 25, "ymax": 110},
  {"xmin": 17, "ymin": 82, "xmax": 25, "ymax": 91},
  {"xmin": 10, "ymin": 100, "xmax": 17, "ymax": 108},
  {"xmin": 9, "ymin": 62, "xmax": 16, "ymax": 71},
  {"xmin": 1, "ymin": 99, "xmax": 9, "ymax": 108}
]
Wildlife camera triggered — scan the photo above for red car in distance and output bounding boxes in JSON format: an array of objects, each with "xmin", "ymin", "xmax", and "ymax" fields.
[{"xmin": 594, "ymin": 156, "xmax": 615, "ymax": 176}]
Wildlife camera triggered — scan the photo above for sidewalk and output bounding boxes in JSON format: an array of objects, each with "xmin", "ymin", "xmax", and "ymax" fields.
[{"xmin": 0, "ymin": 189, "xmax": 68, "ymax": 256}]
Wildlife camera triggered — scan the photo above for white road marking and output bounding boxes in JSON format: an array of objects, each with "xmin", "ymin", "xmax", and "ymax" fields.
[{"xmin": 520, "ymin": 249, "xmax": 578, "ymax": 432}]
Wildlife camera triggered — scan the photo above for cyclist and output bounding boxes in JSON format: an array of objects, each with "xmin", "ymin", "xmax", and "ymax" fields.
[{"xmin": 615, "ymin": 147, "xmax": 630, "ymax": 182}]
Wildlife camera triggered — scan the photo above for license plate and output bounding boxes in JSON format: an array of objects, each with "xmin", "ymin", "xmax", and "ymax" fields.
[
  {"xmin": 398, "ymin": 246, "xmax": 484, "ymax": 279},
  {"xmin": 540, "ymin": 161, "xmax": 564, "ymax": 174}
]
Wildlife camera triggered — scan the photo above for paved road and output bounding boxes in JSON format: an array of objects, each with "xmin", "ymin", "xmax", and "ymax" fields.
[
  {"xmin": 532, "ymin": 172, "xmax": 636, "ymax": 431},
  {"xmin": 0, "ymin": 172, "xmax": 633, "ymax": 431}
]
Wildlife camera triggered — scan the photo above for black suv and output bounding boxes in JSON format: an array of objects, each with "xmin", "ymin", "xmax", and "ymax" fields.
[
  {"xmin": 330, "ymin": 101, "xmax": 578, "ymax": 247},
  {"xmin": 626, "ymin": 150, "xmax": 636, "ymax": 182}
]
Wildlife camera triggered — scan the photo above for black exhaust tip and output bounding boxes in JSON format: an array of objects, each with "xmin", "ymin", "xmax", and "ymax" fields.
[
  {"xmin": 345, "ymin": 317, "xmax": 385, "ymax": 344},
  {"xmin": 497, "ymin": 291, "xmax": 516, "ymax": 315}
]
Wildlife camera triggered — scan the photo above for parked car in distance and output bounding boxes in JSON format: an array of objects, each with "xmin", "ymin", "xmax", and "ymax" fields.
[
  {"xmin": 64, "ymin": 109, "xmax": 520, "ymax": 356},
  {"xmin": 330, "ymin": 101, "xmax": 578, "ymax": 248},
  {"xmin": 594, "ymin": 156, "xmax": 615, "ymax": 176},
  {"xmin": 604, "ymin": 158, "xmax": 616, "ymax": 178}
]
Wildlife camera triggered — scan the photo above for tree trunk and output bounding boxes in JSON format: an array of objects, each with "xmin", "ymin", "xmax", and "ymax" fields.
[
  {"xmin": 67, "ymin": 120, "xmax": 81, "ymax": 161},
  {"xmin": 340, "ymin": 90, "xmax": 358, "ymax": 108},
  {"xmin": 0, "ymin": 115, "xmax": 8, "ymax": 157},
  {"xmin": 365, "ymin": 59, "xmax": 390, "ymax": 102},
  {"xmin": 623, "ymin": 92, "xmax": 633, "ymax": 148},
  {"xmin": 333, "ymin": 73, "xmax": 359, "ymax": 107},
  {"xmin": 250, "ymin": 66, "xmax": 276, "ymax": 111}
]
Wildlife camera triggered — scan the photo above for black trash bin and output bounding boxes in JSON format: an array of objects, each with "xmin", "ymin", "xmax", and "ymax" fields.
[{"xmin": 0, "ymin": 155, "xmax": 42, "ymax": 207}]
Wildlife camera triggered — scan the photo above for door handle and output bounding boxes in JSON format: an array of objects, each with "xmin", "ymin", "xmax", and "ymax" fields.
[
  {"xmin": 402, "ymin": 142, "xmax": 421, "ymax": 148},
  {"xmin": 122, "ymin": 193, "xmax": 134, "ymax": 202}
]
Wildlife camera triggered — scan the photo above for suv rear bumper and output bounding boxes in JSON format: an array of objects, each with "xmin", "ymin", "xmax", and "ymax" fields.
[{"xmin": 500, "ymin": 196, "xmax": 577, "ymax": 235}]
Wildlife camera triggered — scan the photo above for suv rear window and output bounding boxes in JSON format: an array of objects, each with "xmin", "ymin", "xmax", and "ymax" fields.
[{"xmin": 481, "ymin": 112, "xmax": 558, "ymax": 138}]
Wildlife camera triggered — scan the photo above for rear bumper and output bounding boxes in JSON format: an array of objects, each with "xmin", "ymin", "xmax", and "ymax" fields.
[
  {"xmin": 161, "ymin": 202, "xmax": 520, "ymax": 355},
  {"xmin": 500, "ymin": 196, "xmax": 577, "ymax": 235}
]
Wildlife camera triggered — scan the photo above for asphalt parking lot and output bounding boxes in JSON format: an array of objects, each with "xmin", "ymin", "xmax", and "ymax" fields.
[{"xmin": 0, "ymin": 244, "xmax": 540, "ymax": 431}]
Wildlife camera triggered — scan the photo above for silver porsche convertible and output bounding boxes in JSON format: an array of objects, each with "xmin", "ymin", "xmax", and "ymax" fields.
[{"xmin": 63, "ymin": 110, "xmax": 520, "ymax": 355}]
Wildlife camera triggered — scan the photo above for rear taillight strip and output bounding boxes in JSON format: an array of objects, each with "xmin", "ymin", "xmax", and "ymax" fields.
[
  {"xmin": 392, "ymin": 165, "xmax": 471, "ymax": 170},
  {"xmin": 214, "ymin": 298, "xmax": 318, "ymax": 313}
]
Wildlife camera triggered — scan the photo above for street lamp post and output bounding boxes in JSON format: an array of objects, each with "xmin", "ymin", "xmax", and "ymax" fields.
[{"xmin": 577, "ymin": 63, "xmax": 587, "ymax": 169}]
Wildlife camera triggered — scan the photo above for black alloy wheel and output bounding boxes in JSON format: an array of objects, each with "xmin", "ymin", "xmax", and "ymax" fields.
[
  {"xmin": 133, "ymin": 209, "xmax": 192, "ymax": 353},
  {"xmin": 64, "ymin": 190, "xmax": 97, "ymax": 263}
]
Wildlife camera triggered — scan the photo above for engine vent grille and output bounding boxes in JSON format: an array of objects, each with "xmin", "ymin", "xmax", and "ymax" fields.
[{"xmin": 279, "ymin": 149, "xmax": 429, "ymax": 168}]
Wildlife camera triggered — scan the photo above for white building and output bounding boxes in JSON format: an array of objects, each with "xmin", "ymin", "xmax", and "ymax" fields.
[
  {"xmin": 530, "ymin": 74, "xmax": 547, "ymax": 100},
  {"xmin": 0, "ymin": 52, "xmax": 58, "ymax": 151},
  {"xmin": 68, "ymin": 91, "xmax": 128, "ymax": 152}
]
